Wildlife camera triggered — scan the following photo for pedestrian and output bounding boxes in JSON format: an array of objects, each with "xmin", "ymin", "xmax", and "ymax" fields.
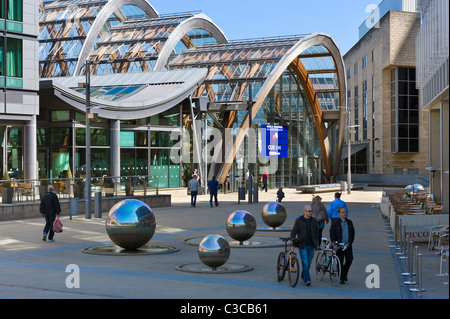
[
  {"xmin": 188, "ymin": 174, "xmax": 200, "ymax": 207},
  {"xmin": 245, "ymin": 169, "xmax": 250, "ymax": 193},
  {"xmin": 311, "ymin": 195, "xmax": 329, "ymax": 246},
  {"xmin": 330, "ymin": 206, "xmax": 355, "ymax": 284},
  {"xmin": 40, "ymin": 185, "xmax": 61, "ymax": 242},
  {"xmin": 261, "ymin": 171, "xmax": 268, "ymax": 192},
  {"xmin": 328, "ymin": 192, "xmax": 348, "ymax": 224},
  {"xmin": 290, "ymin": 205, "xmax": 319, "ymax": 286},
  {"xmin": 207, "ymin": 176, "xmax": 219, "ymax": 207},
  {"xmin": 276, "ymin": 187, "xmax": 285, "ymax": 203}
]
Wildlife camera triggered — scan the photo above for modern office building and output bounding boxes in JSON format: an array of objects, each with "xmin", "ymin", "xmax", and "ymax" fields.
[
  {"xmin": 0, "ymin": 0, "xmax": 347, "ymax": 192},
  {"xmin": 343, "ymin": 1, "xmax": 430, "ymax": 186},
  {"xmin": 33, "ymin": 0, "xmax": 348, "ymax": 191},
  {"xmin": 416, "ymin": 0, "xmax": 449, "ymax": 213},
  {"xmin": 1, "ymin": 0, "xmax": 39, "ymax": 181}
]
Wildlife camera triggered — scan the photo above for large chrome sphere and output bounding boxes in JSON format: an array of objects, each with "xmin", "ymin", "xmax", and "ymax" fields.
[
  {"xmin": 412, "ymin": 184, "xmax": 424, "ymax": 192},
  {"xmin": 105, "ymin": 199, "xmax": 156, "ymax": 250},
  {"xmin": 198, "ymin": 234, "xmax": 230, "ymax": 270},
  {"xmin": 261, "ymin": 202, "xmax": 287, "ymax": 228},
  {"xmin": 226, "ymin": 210, "xmax": 256, "ymax": 244}
]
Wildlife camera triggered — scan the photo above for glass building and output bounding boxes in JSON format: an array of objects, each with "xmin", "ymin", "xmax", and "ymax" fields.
[{"xmin": 33, "ymin": 0, "xmax": 347, "ymax": 190}]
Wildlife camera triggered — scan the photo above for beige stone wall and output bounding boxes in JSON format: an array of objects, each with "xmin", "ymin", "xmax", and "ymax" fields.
[{"xmin": 343, "ymin": 11, "xmax": 429, "ymax": 176}]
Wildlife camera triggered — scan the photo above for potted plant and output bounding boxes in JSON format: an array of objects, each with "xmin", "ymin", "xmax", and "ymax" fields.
[
  {"xmin": 1, "ymin": 169, "xmax": 14, "ymax": 204},
  {"xmin": 125, "ymin": 167, "xmax": 134, "ymax": 196}
]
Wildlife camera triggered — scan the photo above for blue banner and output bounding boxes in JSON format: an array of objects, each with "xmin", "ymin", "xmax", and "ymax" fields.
[{"xmin": 261, "ymin": 125, "xmax": 288, "ymax": 158}]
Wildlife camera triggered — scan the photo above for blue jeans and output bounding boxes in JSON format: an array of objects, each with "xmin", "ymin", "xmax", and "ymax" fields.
[
  {"xmin": 191, "ymin": 191, "xmax": 198, "ymax": 207},
  {"xmin": 209, "ymin": 192, "xmax": 218, "ymax": 207},
  {"xmin": 43, "ymin": 214, "xmax": 56, "ymax": 240},
  {"xmin": 299, "ymin": 245, "xmax": 315, "ymax": 283}
]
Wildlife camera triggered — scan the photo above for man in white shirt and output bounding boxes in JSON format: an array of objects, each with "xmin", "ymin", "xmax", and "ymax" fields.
[{"xmin": 188, "ymin": 175, "xmax": 200, "ymax": 207}]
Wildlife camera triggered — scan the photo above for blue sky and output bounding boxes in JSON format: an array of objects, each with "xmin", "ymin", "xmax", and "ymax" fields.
[{"xmin": 147, "ymin": 0, "xmax": 383, "ymax": 55}]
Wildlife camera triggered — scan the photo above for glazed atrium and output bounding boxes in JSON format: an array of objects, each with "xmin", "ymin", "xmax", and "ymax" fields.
[{"xmin": 5, "ymin": 0, "xmax": 348, "ymax": 191}]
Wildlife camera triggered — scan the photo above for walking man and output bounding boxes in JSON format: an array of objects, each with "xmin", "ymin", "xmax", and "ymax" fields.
[
  {"xmin": 328, "ymin": 192, "xmax": 348, "ymax": 224},
  {"xmin": 188, "ymin": 174, "xmax": 200, "ymax": 207},
  {"xmin": 40, "ymin": 185, "xmax": 61, "ymax": 242},
  {"xmin": 207, "ymin": 176, "xmax": 219, "ymax": 208},
  {"xmin": 290, "ymin": 205, "xmax": 319, "ymax": 286},
  {"xmin": 330, "ymin": 206, "xmax": 355, "ymax": 284}
]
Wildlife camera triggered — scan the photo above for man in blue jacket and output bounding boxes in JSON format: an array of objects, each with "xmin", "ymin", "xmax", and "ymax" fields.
[
  {"xmin": 328, "ymin": 192, "xmax": 348, "ymax": 224},
  {"xmin": 207, "ymin": 176, "xmax": 219, "ymax": 208}
]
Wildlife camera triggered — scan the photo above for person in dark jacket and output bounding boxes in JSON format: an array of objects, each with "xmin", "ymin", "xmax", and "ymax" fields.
[
  {"xmin": 290, "ymin": 205, "xmax": 319, "ymax": 286},
  {"xmin": 40, "ymin": 185, "xmax": 61, "ymax": 242},
  {"xmin": 330, "ymin": 206, "xmax": 355, "ymax": 284}
]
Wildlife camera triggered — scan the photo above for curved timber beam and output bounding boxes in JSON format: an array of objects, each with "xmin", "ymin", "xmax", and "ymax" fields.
[
  {"xmin": 73, "ymin": 0, "xmax": 159, "ymax": 76},
  {"xmin": 153, "ymin": 13, "xmax": 228, "ymax": 71},
  {"xmin": 216, "ymin": 33, "xmax": 346, "ymax": 184}
]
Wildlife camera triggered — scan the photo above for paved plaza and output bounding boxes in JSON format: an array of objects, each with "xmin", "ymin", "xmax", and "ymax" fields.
[{"xmin": 0, "ymin": 187, "xmax": 448, "ymax": 303}]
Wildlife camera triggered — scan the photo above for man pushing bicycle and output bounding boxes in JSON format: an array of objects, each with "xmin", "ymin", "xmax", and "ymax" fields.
[{"xmin": 330, "ymin": 206, "xmax": 355, "ymax": 285}]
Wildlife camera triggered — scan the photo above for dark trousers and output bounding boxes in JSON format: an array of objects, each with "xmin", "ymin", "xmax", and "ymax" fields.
[
  {"xmin": 191, "ymin": 191, "xmax": 198, "ymax": 207},
  {"xmin": 43, "ymin": 214, "xmax": 56, "ymax": 240},
  {"xmin": 209, "ymin": 192, "xmax": 218, "ymax": 207},
  {"xmin": 261, "ymin": 181, "xmax": 268, "ymax": 192},
  {"xmin": 336, "ymin": 245, "xmax": 353, "ymax": 280}
]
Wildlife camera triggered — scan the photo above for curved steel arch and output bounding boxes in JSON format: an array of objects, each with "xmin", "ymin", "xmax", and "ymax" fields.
[
  {"xmin": 153, "ymin": 13, "xmax": 228, "ymax": 71},
  {"xmin": 216, "ymin": 32, "xmax": 346, "ymax": 183},
  {"xmin": 74, "ymin": 0, "xmax": 159, "ymax": 76}
]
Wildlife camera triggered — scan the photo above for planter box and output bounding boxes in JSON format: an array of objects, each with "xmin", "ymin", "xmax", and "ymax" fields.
[{"xmin": 1, "ymin": 187, "xmax": 14, "ymax": 204}]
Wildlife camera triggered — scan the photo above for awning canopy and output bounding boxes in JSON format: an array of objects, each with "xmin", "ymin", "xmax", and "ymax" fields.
[{"xmin": 341, "ymin": 142, "xmax": 369, "ymax": 159}]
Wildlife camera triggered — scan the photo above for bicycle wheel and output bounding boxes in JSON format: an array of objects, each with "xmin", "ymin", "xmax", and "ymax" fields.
[
  {"xmin": 329, "ymin": 255, "xmax": 341, "ymax": 287},
  {"xmin": 277, "ymin": 252, "xmax": 286, "ymax": 282},
  {"xmin": 288, "ymin": 255, "xmax": 300, "ymax": 287},
  {"xmin": 315, "ymin": 251, "xmax": 326, "ymax": 280}
]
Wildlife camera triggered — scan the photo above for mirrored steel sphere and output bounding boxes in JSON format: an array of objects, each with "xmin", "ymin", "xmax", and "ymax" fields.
[
  {"xmin": 106, "ymin": 199, "xmax": 156, "ymax": 250},
  {"xmin": 412, "ymin": 184, "xmax": 424, "ymax": 192},
  {"xmin": 226, "ymin": 210, "xmax": 256, "ymax": 243},
  {"xmin": 261, "ymin": 202, "xmax": 287, "ymax": 228},
  {"xmin": 198, "ymin": 234, "xmax": 230, "ymax": 270}
]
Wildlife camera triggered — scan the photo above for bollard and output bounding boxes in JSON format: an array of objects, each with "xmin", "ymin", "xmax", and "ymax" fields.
[
  {"xmin": 410, "ymin": 251, "xmax": 426, "ymax": 296},
  {"xmin": 94, "ymin": 191, "xmax": 102, "ymax": 218},
  {"xmin": 403, "ymin": 240, "xmax": 416, "ymax": 285},
  {"xmin": 399, "ymin": 225, "xmax": 408, "ymax": 260},
  {"xmin": 396, "ymin": 220, "xmax": 404, "ymax": 256},
  {"xmin": 69, "ymin": 198, "xmax": 79, "ymax": 220}
]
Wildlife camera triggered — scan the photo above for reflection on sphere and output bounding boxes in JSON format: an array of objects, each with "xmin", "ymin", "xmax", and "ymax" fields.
[
  {"xmin": 198, "ymin": 234, "xmax": 230, "ymax": 270},
  {"xmin": 261, "ymin": 202, "xmax": 287, "ymax": 228},
  {"xmin": 226, "ymin": 210, "xmax": 256, "ymax": 243},
  {"xmin": 106, "ymin": 199, "xmax": 156, "ymax": 250}
]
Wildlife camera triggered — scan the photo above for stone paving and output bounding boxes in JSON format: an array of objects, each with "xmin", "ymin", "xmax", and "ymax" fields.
[{"xmin": 0, "ymin": 187, "xmax": 448, "ymax": 303}]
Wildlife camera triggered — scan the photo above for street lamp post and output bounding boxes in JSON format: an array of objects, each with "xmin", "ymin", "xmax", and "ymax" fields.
[{"xmin": 85, "ymin": 60, "xmax": 92, "ymax": 219}]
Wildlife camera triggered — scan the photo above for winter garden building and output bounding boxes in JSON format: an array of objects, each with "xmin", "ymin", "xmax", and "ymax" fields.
[{"xmin": 2, "ymin": 0, "xmax": 348, "ymax": 191}]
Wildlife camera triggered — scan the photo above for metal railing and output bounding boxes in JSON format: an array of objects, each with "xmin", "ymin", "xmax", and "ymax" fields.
[{"xmin": 0, "ymin": 175, "xmax": 159, "ymax": 204}]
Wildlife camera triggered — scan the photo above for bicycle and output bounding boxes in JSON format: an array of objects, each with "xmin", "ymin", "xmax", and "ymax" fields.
[
  {"xmin": 277, "ymin": 237, "xmax": 300, "ymax": 287},
  {"xmin": 315, "ymin": 238, "xmax": 348, "ymax": 287}
]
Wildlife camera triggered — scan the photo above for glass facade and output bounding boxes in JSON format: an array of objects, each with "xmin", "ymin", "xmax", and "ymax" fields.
[{"xmin": 36, "ymin": 105, "xmax": 182, "ymax": 187}]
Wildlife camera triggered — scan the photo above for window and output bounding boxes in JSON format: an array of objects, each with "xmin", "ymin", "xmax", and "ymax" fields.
[
  {"xmin": 6, "ymin": 37, "xmax": 22, "ymax": 77},
  {"xmin": 391, "ymin": 67, "xmax": 419, "ymax": 153},
  {"xmin": 362, "ymin": 56, "xmax": 367, "ymax": 69},
  {"xmin": 354, "ymin": 63, "xmax": 359, "ymax": 75},
  {"xmin": 347, "ymin": 69, "xmax": 351, "ymax": 80},
  {"xmin": 6, "ymin": 0, "xmax": 23, "ymax": 22},
  {"xmin": 362, "ymin": 80, "xmax": 368, "ymax": 141}
]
